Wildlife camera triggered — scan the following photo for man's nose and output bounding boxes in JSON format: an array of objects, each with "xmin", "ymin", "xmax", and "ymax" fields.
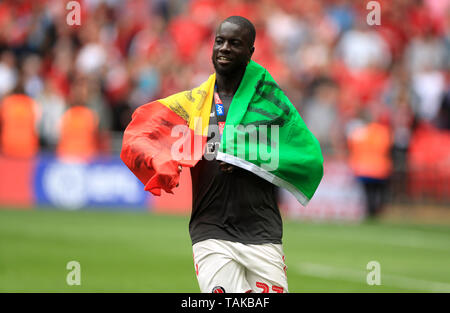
[{"xmin": 219, "ymin": 41, "xmax": 231, "ymax": 53}]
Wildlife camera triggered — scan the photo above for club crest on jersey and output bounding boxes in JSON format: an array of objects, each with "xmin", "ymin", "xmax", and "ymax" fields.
[{"xmin": 212, "ymin": 286, "xmax": 225, "ymax": 293}]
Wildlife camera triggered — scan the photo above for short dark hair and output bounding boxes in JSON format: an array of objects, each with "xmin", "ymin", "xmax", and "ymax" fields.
[{"xmin": 221, "ymin": 16, "xmax": 256, "ymax": 48}]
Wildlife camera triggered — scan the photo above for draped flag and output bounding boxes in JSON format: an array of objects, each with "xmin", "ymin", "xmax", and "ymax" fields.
[{"xmin": 121, "ymin": 60, "xmax": 323, "ymax": 205}]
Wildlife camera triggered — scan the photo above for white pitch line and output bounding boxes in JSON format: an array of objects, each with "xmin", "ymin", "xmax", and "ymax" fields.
[
  {"xmin": 305, "ymin": 231, "xmax": 450, "ymax": 252},
  {"xmin": 295, "ymin": 263, "xmax": 450, "ymax": 293}
]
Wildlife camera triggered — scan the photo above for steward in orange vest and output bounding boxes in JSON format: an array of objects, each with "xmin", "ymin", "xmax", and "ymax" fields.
[{"xmin": 0, "ymin": 93, "xmax": 39, "ymax": 158}]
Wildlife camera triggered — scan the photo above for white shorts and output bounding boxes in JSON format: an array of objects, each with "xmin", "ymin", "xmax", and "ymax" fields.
[{"xmin": 192, "ymin": 239, "xmax": 288, "ymax": 293}]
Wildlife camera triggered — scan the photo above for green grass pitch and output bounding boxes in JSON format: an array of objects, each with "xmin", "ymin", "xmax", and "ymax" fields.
[{"xmin": 1, "ymin": 209, "xmax": 449, "ymax": 292}]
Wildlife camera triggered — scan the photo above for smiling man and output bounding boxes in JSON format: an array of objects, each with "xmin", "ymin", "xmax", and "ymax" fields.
[
  {"xmin": 121, "ymin": 16, "xmax": 323, "ymax": 293},
  {"xmin": 190, "ymin": 16, "xmax": 288, "ymax": 293}
]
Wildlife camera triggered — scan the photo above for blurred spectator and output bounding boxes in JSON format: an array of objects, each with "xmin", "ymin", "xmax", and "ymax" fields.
[
  {"xmin": 168, "ymin": 13, "xmax": 210, "ymax": 63},
  {"xmin": 435, "ymin": 90, "xmax": 450, "ymax": 130},
  {"xmin": 56, "ymin": 76, "xmax": 99, "ymax": 160},
  {"xmin": 128, "ymin": 56, "xmax": 161, "ymax": 109},
  {"xmin": 0, "ymin": 83, "xmax": 40, "ymax": 158},
  {"xmin": 336, "ymin": 20, "xmax": 391, "ymax": 71},
  {"xmin": 405, "ymin": 25, "xmax": 448, "ymax": 122},
  {"xmin": 405, "ymin": 30, "xmax": 448, "ymax": 74},
  {"xmin": 57, "ymin": 104, "xmax": 99, "ymax": 161},
  {"xmin": 408, "ymin": 122, "xmax": 450, "ymax": 201},
  {"xmin": 326, "ymin": 0, "xmax": 355, "ymax": 34},
  {"xmin": 22, "ymin": 53, "xmax": 44, "ymax": 97},
  {"xmin": 303, "ymin": 79, "xmax": 341, "ymax": 154},
  {"xmin": 0, "ymin": 51, "xmax": 18, "ymax": 97},
  {"xmin": 347, "ymin": 113, "xmax": 392, "ymax": 218},
  {"xmin": 265, "ymin": 4, "xmax": 306, "ymax": 57},
  {"xmin": 411, "ymin": 69, "xmax": 446, "ymax": 122},
  {"xmin": 75, "ymin": 20, "xmax": 107, "ymax": 76},
  {"xmin": 36, "ymin": 80, "xmax": 66, "ymax": 150}
]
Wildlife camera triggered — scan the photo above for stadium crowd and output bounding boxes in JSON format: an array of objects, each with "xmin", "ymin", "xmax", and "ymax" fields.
[{"xmin": 0, "ymin": 0, "xmax": 449, "ymax": 204}]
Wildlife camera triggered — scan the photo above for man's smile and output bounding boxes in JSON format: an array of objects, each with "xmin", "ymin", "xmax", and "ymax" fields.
[{"xmin": 217, "ymin": 56, "xmax": 232, "ymax": 64}]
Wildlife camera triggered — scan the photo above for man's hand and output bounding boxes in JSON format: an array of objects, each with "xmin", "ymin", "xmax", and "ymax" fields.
[
  {"xmin": 144, "ymin": 158, "xmax": 181, "ymax": 195},
  {"xmin": 219, "ymin": 161, "xmax": 234, "ymax": 173}
]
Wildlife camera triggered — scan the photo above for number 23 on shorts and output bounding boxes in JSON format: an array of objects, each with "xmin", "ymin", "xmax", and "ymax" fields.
[{"xmin": 255, "ymin": 282, "xmax": 284, "ymax": 293}]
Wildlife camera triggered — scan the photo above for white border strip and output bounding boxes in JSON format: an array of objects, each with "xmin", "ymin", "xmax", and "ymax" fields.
[{"xmin": 216, "ymin": 151, "xmax": 309, "ymax": 206}]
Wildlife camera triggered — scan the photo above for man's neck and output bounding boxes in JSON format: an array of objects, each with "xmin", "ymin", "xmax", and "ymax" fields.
[{"xmin": 216, "ymin": 68, "xmax": 245, "ymax": 98}]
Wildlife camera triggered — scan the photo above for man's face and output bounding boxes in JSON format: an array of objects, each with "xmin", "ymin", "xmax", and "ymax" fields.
[{"xmin": 212, "ymin": 21, "xmax": 254, "ymax": 76}]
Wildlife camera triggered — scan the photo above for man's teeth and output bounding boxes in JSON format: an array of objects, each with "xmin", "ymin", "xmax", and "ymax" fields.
[{"xmin": 218, "ymin": 57, "xmax": 230, "ymax": 61}]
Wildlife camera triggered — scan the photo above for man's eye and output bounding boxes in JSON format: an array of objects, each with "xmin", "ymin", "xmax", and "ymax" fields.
[
  {"xmin": 215, "ymin": 39, "xmax": 223, "ymax": 44},
  {"xmin": 231, "ymin": 41, "xmax": 243, "ymax": 48}
]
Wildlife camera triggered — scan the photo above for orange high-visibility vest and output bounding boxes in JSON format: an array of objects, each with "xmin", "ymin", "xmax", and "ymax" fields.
[
  {"xmin": 0, "ymin": 94, "xmax": 39, "ymax": 158},
  {"xmin": 57, "ymin": 106, "xmax": 98, "ymax": 160},
  {"xmin": 348, "ymin": 122, "xmax": 392, "ymax": 179}
]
